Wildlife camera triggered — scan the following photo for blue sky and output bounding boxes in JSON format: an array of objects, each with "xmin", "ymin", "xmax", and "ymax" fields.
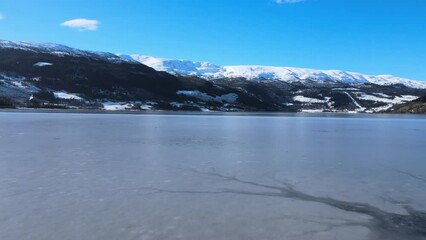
[{"xmin": 1, "ymin": 0, "xmax": 426, "ymax": 80}]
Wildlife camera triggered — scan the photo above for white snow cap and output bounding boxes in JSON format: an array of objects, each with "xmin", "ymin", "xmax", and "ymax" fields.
[{"xmin": 121, "ymin": 54, "xmax": 426, "ymax": 89}]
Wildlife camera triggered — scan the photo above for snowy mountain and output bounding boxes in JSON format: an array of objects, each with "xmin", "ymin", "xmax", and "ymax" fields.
[
  {"xmin": 1, "ymin": 39, "xmax": 426, "ymax": 113},
  {"xmin": 121, "ymin": 54, "xmax": 426, "ymax": 89},
  {"xmin": 3, "ymin": 40, "xmax": 424, "ymax": 89},
  {"xmin": 118, "ymin": 54, "xmax": 222, "ymax": 78}
]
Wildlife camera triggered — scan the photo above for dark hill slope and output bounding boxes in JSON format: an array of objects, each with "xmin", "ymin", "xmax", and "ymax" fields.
[
  {"xmin": 386, "ymin": 96, "xmax": 426, "ymax": 114},
  {"xmin": 0, "ymin": 44, "xmax": 268, "ymax": 110}
]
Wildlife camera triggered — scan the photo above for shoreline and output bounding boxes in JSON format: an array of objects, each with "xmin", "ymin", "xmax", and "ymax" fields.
[{"xmin": 1, "ymin": 108, "xmax": 425, "ymax": 119}]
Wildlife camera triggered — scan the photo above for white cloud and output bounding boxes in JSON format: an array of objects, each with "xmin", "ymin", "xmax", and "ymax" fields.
[
  {"xmin": 60, "ymin": 18, "xmax": 99, "ymax": 31},
  {"xmin": 0, "ymin": 13, "xmax": 5, "ymax": 20},
  {"xmin": 275, "ymin": 0, "xmax": 305, "ymax": 4}
]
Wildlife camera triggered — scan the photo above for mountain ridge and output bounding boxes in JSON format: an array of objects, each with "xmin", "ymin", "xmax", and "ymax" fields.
[
  {"xmin": 2, "ymin": 40, "xmax": 425, "ymax": 89},
  {"xmin": 119, "ymin": 54, "xmax": 426, "ymax": 89}
]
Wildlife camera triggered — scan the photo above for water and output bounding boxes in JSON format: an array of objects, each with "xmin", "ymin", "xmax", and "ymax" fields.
[{"xmin": 0, "ymin": 112, "xmax": 425, "ymax": 240}]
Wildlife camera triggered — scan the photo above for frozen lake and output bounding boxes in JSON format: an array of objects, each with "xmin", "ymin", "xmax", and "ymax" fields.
[{"xmin": 0, "ymin": 112, "xmax": 425, "ymax": 240}]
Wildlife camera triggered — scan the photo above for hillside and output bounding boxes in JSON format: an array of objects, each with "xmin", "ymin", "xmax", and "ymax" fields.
[
  {"xmin": 2, "ymin": 40, "xmax": 426, "ymax": 113},
  {"xmin": 386, "ymin": 96, "xmax": 426, "ymax": 114}
]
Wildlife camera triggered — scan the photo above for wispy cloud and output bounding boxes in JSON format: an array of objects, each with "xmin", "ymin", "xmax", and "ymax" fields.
[
  {"xmin": 275, "ymin": 0, "xmax": 305, "ymax": 4},
  {"xmin": 60, "ymin": 18, "xmax": 99, "ymax": 31},
  {"xmin": 0, "ymin": 13, "xmax": 5, "ymax": 20}
]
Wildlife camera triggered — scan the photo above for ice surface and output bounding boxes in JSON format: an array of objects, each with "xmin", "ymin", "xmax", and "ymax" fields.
[{"xmin": 0, "ymin": 112, "xmax": 425, "ymax": 240}]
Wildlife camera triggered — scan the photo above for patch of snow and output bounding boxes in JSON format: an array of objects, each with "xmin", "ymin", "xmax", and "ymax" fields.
[
  {"xmin": 140, "ymin": 104, "xmax": 152, "ymax": 110},
  {"xmin": 357, "ymin": 94, "xmax": 393, "ymax": 103},
  {"xmin": 170, "ymin": 102, "xmax": 183, "ymax": 108},
  {"xmin": 177, "ymin": 90, "xmax": 238, "ymax": 103},
  {"xmin": 344, "ymin": 92, "xmax": 366, "ymax": 111},
  {"xmin": 332, "ymin": 88, "xmax": 360, "ymax": 91},
  {"xmin": 357, "ymin": 93, "xmax": 418, "ymax": 104},
  {"xmin": 53, "ymin": 91, "xmax": 83, "ymax": 100},
  {"xmin": 398, "ymin": 95, "xmax": 419, "ymax": 102},
  {"xmin": 0, "ymin": 72, "xmax": 26, "ymax": 81},
  {"xmin": 219, "ymin": 93, "xmax": 239, "ymax": 103},
  {"xmin": 102, "ymin": 101, "xmax": 133, "ymax": 111},
  {"xmin": 10, "ymin": 81, "xmax": 25, "ymax": 88},
  {"xmin": 301, "ymin": 109, "xmax": 324, "ymax": 113},
  {"xmin": 0, "ymin": 72, "xmax": 40, "ymax": 94},
  {"xmin": 293, "ymin": 95, "xmax": 326, "ymax": 104},
  {"xmin": 324, "ymin": 97, "xmax": 334, "ymax": 109},
  {"xmin": 373, "ymin": 93, "xmax": 391, "ymax": 98},
  {"xmin": 367, "ymin": 104, "xmax": 394, "ymax": 113},
  {"xmin": 33, "ymin": 62, "xmax": 53, "ymax": 67}
]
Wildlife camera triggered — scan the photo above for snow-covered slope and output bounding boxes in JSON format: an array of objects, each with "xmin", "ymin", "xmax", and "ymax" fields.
[
  {"xmin": 0, "ymin": 40, "xmax": 135, "ymax": 64},
  {"xmin": 119, "ymin": 54, "xmax": 222, "ymax": 78},
  {"xmin": 122, "ymin": 54, "xmax": 426, "ymax": 89}
]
